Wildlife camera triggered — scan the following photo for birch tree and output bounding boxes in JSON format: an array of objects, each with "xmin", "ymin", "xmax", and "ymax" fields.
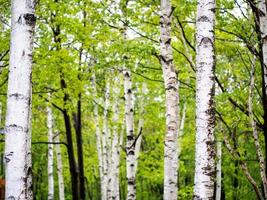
[
  {"xmin": 216, "ymin": 141, "xmax": 222, "ymax": 200},
  {"xmin": 160, "ymin": 0, "xmax": 179, "ymax": 199},
  {"xmin": 124, "ymin": 69, "xmax": 136, "ymax": 200},
  {"xmin": 55, "ymin": 132, "xmax": 65, "ymax": 200},
  {"xmin": 4, "ymin": 0, "xmax": 36, "ymax": 199},
  {"xmin": 193, "ymin": 0, "xmax": 216, "ymax": 198},
  {"xmin": 47, "ymin": 104, "xmax": 54, "ymax": 200},
  {"xmin": 108, "ymin": 76, "xmax": 122, "ymax": 200},
  {"xmin": 248, "ymin": 58, "xmax": 267, "ymax": 199}
]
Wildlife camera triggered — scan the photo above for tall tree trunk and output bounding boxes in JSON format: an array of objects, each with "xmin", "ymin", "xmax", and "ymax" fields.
[
  {"xmin": 73, "ymin": 92, "xmax": 85, "ymax": 200},
  {"xmin": 61, "ymin": 78, "xmax": 80, "ymax": 200},
  {"xmin": 109, "ymin": 76, "xmax": 122, "ymax": 200},
  {"xmin": 216, "ymin": 141, "xmax": 222, "ymax": 200},
  {"xmin": 249, "ymin": 58, "xmax": 267, "ymax": 199},
  {"xmin": 160, "ymin": 0, "xmax": 179, "ymax": 199},
  {"xmin": 193, "ymin": 0, "xmax": 216, "ymax": 198},
  {"xmin": 55, "ymin": 132, "xmax": 65, "ymax": 200},
  {"xmin": 124, "ymin": 70, "xmax": 136, "ymax": 200},
  {"xmin": 47, "ymin": 103, "xmax": 54, "ymax": 200},
  {"xmin": 249, "ymin": 0, "xmax": 267, "ymax": 177},
  {"xmin": 103, "ymin": 80, "xmax": 111, "ymax": 199},
  {"xmin": 134, "ymin": 83, "xmax": 147, "ymax": 175},
  {"xmin": 257, "ymin": 0, "xmax": 267, "ymax": 179},
  {"xmin": 4, "ymin": 0, "xmax": 36, "ymax": 199},
  {"xmin": 92, "ymin": 74, "xmax": 105, "ymax": 200}
]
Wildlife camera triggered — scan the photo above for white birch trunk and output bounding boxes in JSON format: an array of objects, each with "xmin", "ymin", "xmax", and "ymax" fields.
[
  {"xmin": 259, "ymin": 0, "xmax": 267, "ymax": 92},
  {"xmin": 177, "ymin": 103, "xmax": 186, "ymax": 173},
  {"xmin": 160, "ymin": 0, "xmax": 179, "ymax": 199},
  {"xmin": 4, "ymin": 0, "xmax": 36, "ymax": 199},
  {"xmin": 134, "ymin": 83, "xmax": 146, "ymax": 174},
  {"xmin": 248, "ymin": 59, "xmax": 267, "ymax": 199},
  {"xmin": 124, "ymin": 69, "xmax": 136, "ymax": 200},
  {"xmin": 215, "ymin": 141, "xmax": 222, "ymax": 200},
  {"xmin": 47, "ymin": 104, "xmax": 54, "ymax": 200},
  {"xmin": 92, "ymin": 74, "xmax": 105, "ymax": 200},
  {"xmin": 193, "ymin": 0, "xmax": 216, "ymax": 198},
  {"xmin": 55, "ymin": 132, "xmax": 65, "ymax": 200},
  {"xmin": 109, "ymin": 76, "xmax": 121, "ymax": 200},
  {"xmin": 103, "ymin": 81, "xmax": 111, "ymax": 200}
]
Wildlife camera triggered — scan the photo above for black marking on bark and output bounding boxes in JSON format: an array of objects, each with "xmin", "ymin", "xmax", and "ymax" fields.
[
  {"xmin": 9, "ymin": 93, "xmax": 29, "ymax": 101},
  {"xmin": 127, "ymin": 150, "xmax": 135, "ymax": 155},
  {"xmin": 128, "ymin": 178, "xmax": 136, "ymax": 185},
  {"xmin": 22, "ymin": 50, "xmax": 25, "ymax": 57},
  {"xmin": 18, "ymin": 16, "xmax": 22, "ymax": 24},
  {"xmin": 166, "ymin": 85, "xmax": 177, "ymax": 91},
  {"xmin": 193, "ymin": 195, "xmax": 201, "ymax": 200},
  {"xmin": 7, "ymin": 196, "xmax": 15, "ymax": 200},
  {"xmin": 198, "ymin": 15, "xmax": 209, "ymax": 22},
  {"xmin": 5, "ymin": 152, "xmax": 13, "ymax": 163},
  {"xmin": 23, "ymin": 13, "xmax": 36, "ymax": 26},
  {"xmin": 127, "ymin": 89, "xmax": 132, "ymax": 94},
  {"xmin": 159, "ymin": 54, "xmax": 173, "ymax": 65},
  {"xmin": 6, "ymin": 124, "xmax": 28, "ymax": 133},
  {"xmin": 127, "ymin": 135, "xmax": 134, "ymax": 141},
  {"xmin": 124, "ymin": 71, "xmax": 130, "ymax": 77},
  {"xmin": 200, "ymin": 37, "xmax": 213, "ymax": 46},
  {"xmin": 210, "ymin": 8, "xmax": 216, "ymax": 13}
]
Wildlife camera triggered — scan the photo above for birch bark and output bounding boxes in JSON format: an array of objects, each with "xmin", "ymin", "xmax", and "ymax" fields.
[
  {"xmin": 55, "ymin": 132, "xmax": 65, "ymax": 200},
  {"xmin": 193, "ymin": 0, "xmax": 216, "ymax": 198},
  {"xmin": 134, "ymin": 83, "xmax": 147, "ymax": 175},
  {"xmin": 124, "ymin": 69, "xmax": 136, "ymax": 200},
  {"xmin": 47, "ymin": 104, "xmax": 54, "ymax": 200},
  {"xmin": 109, "ymin": 76, "xmax": 121, "ymax": 200},
  {"xmin": 248, "ymin": 59, "xmax": 267, "ymax": 199},
  {"xmin": 177, "ymin": 103, "xmax": 186, "ymax": 173},
  {"xmin": 215, "ymin": 141, "xmax": 221, "ymax": 200},
  {"xmin": 160, "ymin": 0, "xmax": 179, "ymax": 199},
  {"xmin": 92, "ymin": 74, "xmax": 105, "ymax": 200},
  {"xmin": 103, "ymin": 81, "xmax": 111, "ymax": 199},
  {"xmin": 4, "ymin": 0, "xmax": 36, "ymax": 199},
  {"xmin": 259, "ymin": 0, "xmax": 267, "ymax": 93}
]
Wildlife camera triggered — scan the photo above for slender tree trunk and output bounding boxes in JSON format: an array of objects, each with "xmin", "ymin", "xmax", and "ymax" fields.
[
  {"xmin": 4, "ymin": 0, "xmax": 36, "ymax": 198},
  {"xmin": 216, "ymin": 141, "xmax": 222, "ymax": 200},
  {"xmin": 103, "ymin": 81, "xmax": 111, "ymax": 199},
  {"xmin": 109, "ymin": 76, "xmax": 122, "ymax": 200},
  {"xmin": 160, "ymin": 0, "xmax": 179, "ymax": 199},
  {"xmin": 47, "ymin": 103, "xmax": 54, "ymax": 200},
  {"xmin": 124, "ymin": 69, "xmax": 136, "ymax": 200},
  {"xmin": 134, "ymin": 83, "xmax": 147, "ymax": 175},
  {"xmin": 257, "ymin": 0, "xmax": 267, "ymax": 180},
  {"xmin": 61, "ymin": 77, "xmax": 80, "ymax": 200},
  {"xmin": 193, "ymin": 0, "xmax": 216, "ymax": 198},
  {"xmin": 73, "ymin": 93, "xmax": 85, "ymax": 200},
  {"xmin": 92, "ymin": 74, "xmax": 105, "ymax": 200},
  {"xmin": 177, "ymin": 103, "xmax": 186, "ymax": 173},
  {"xmin": 55, "ymin": 132, "xmax": 65, "ymax": 200},
  {"xmin": 249, "ymin": 58, "xmax": 267, "ymax": 199}
]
